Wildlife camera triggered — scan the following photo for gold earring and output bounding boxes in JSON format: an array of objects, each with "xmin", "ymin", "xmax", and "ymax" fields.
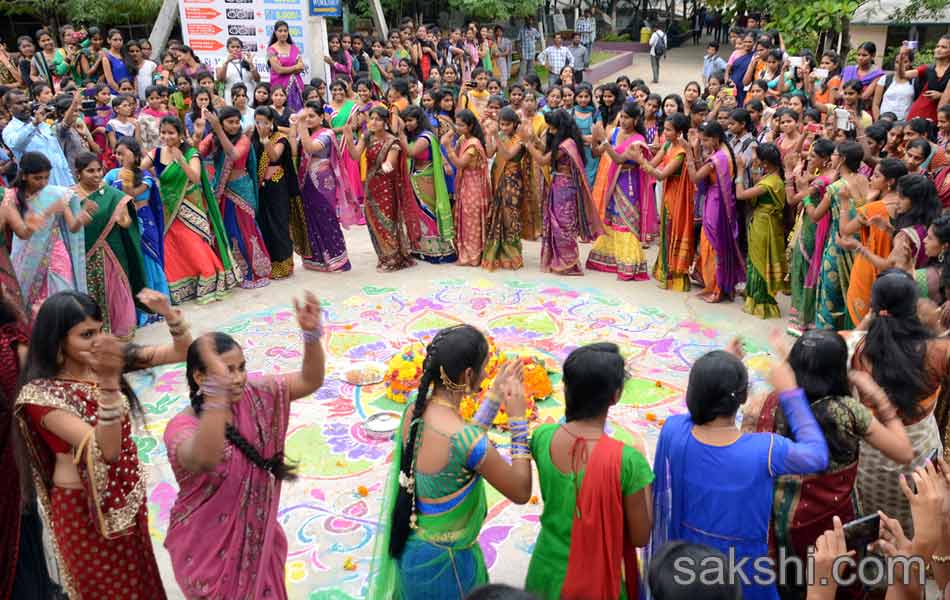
[{"xmin": 439, "ymin": 366, "xmax": 467, "ymax": 394}]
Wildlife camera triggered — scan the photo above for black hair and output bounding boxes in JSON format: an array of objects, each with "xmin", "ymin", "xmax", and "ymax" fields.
[
  {"xmin": 788, "ymin": 330, "xmax": 857, "ymax": 461},
  {"xmin": 666, "ymin": 112, "xmax": 689, "ymax": 136},
  {"xmin": 390, "ymin": 78, "xmax": 410, "ymax": 99},
  {"xmin": 649, "ymin": 542, "xmax": 742, "ymax": 600},
  {"xmin": 598, "ymin": 83, "xmax": 625, "ymax": 127},
  {"xmin": 701, "ymin": 121, "xmax": 737, "ymax": 174},
  {"xmin": 877, "ymin": 157, "xmax": 908, "ymax": 185},
  {"xmin": 837, "ymin": 141, "xmax": 864, "ymax": 172},
  {"xmin": 213, "ymin": 106, "xmax": 244, "ymax": 152},
  {"xmin": 864, "ymin": 269, "xmax": 933, "ymax": 419},
  {"xmin": 400, "ymin": 105, "xmax": 431, "ymax": 140},
  {"xmin": 389, "ymin": 325, "xmax": 489, "ymax": 558},
  {"xmin": 821, "ymin": 50, "xmax": 843, "ymax": 78},
  {"xmin": 268, "ymin": 20, "xmax": 294, "ymax": 47},
  {"xmin": 186, "ymin": 333, "xmax": 297, "ymax": 481},
  {"xmin": 930, "ymin": 214, "xmax": 950, "ymax": 301},
  {"xmin": 728, "ymin": 108, "xmax": 753, "ymax": 133},
  {"xmin": 906, "ymin": 138, "xmax": 932, "ymax": 162},
  {"xmin": 252, "ymin": 81, "xmax": 272, "ymax": 108},
  {"xmin": 685, "ymin": 350, "xmax": 749, "ymax": 425},
  {"xmin": 465, "ymin": 584, "xmax": 538, "ymax": 600},
  {"xmin": 865, "ymin": 123, "xmax": 888, "ymax": 147},
  {"xmin": 190, "ymin": 87, "xmax": 214, "ymax": 122},
  {"xmin": 455, "ymin": 108, "xmax": 486, "ymax": 148},
  {"xmin": 774, "ymin": 107, "xmax": 800, "ymax": 123},
  {"xmin": 880, "ymin": 112, "xmax": 899, "ymax": 122},
  {"xmin": 73, "ymin": 151, "xmax": 99, "ymax": 174},
  {"xmin": 755, "ymin": 142, "xmax": 784, "ymax": 178},
  {"xmin": 21, "ymin": 291, "xmax": 142, "ymax": 417},
  {"xmin": 432, "ymin": 89, "xmax": 455, "ymax": 119},
  {"xmin": 621, "ymin": 103, "xmax": 647, "ymax": 137},
  {"xmin": 690, "ymin": 99, "xmax": 710, "ymax": 115},
  {"xmin": 498, "ymin": 106, "xmax": 520, "ymax": 126},
  {"xmin": 545, "ymin": 109, "xmax": 586, "ymax": 167},
  {"xmin": 487, "ymin": 94, "xmax": 507, "ymax": 108},
  {"xmin": 908, "ymin": 117, "xmax": 932, "ymax": 139},
  {"xmin": 857, "ymin": 41, "xmax": 877, "ymax": 58},
  {"xmin": 895, "ymin": 174, "xmax": 940, "ymax": 231},
  {"xmin": 114, "ymin": 136, "xmax": 144, "ymax": 188},
  {"xmin": 159, "ymin": 115, "xmax": 193, "ymax": 153},
  {"xmin": 12, "ymin": 152, "xmax": 52, "ymax": 217},
  {"xmin": 563, "ymin": 343, "xmax": 626, "ymax": 421}
]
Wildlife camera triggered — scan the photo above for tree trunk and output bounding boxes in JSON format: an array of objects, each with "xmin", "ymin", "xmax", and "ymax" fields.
[{"xmin": 839, "ymin": 16, "xmax": 851, "ymax": 58}]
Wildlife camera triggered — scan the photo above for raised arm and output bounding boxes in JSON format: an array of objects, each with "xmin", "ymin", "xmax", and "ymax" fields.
[
  {"xmin": 286, "ymin": 292, "xmax": 326, "ymax": 400},
  {"xmin": 128, "ymin": 290, "xmax": 194, "ymax": 368}
]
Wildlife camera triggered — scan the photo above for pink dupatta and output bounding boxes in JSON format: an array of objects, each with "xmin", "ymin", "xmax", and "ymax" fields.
[
  {"xmin": 592, "ymin": 129, "xmax": 654, "ymax": 236},
  {"xmin": 805, "ymin": 176, "xmax": 832, "ymax": 288},
  {"xmin": 561, "ymin": 139, "xmax": 604, "ymax": 242},
  {"xmin": 302, "ymin": 128, "xmax": 362, "ymax": 228},
  {"xmin": 164, "ymin": 375, "xmax": 291, "ymax": 600}
]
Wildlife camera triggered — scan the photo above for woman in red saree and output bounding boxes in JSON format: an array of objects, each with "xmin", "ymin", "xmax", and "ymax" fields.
[
  {"xmin": 524, "ymin": 343, "xmax": 653, "ymax": 600},
  {"xmin": 164, "ymin": 291, "xmax": 327, "ymax": 600},
  {"xmin": 342, "ymin": 107, "xmax": 415, "ymax": 272},
  {"xmin": 587, "ymin": 104, "xmax": 652, "ymax": 281},
  {"xmin": 525, "ymin": 110, "xmax": 603, "ymax": 275},
  {"xmin": 638, "ymin": 113, "xmax": 695, "ymax": 290},
  {"xmin": 442, "ymin": 109, "xmax": 490, "ymax": 266},
  {"xmin": 14, "ymin": 289, "xmax": 191, "ymax": 600}
]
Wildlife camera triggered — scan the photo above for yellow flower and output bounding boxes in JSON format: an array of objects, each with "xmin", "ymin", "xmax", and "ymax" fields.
[{"xmin": 343, "ymin": 557, "xmax": 357, "ymax": 571}]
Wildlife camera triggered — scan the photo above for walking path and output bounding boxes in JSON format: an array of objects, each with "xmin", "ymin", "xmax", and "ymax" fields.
[{"xmin": 597, "ymin": 34, "xmax": 730, "ymax": 96}]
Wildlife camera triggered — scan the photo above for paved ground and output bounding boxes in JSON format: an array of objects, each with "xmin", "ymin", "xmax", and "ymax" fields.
[
  {"xmin": 595, "ymin": 34, "xmax": 723, "ymax": 94},
  {"xmin": 130, "ymin": 37, "xmax": 780, "ymax": 599}
]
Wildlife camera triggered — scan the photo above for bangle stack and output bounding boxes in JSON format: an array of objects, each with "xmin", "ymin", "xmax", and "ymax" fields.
[
  {"xmin": 167, "ymin": 314, "xmax": 190, "ymax": 338},
  {"xmin": 932, "ymin": 554, "xmax": 950, "ymax": 564},
  {"xmin": 473, "ymin": 394, "xmax": 502, "ymax": 429},
  {"xmin": 97, "ymin": 389, "xmax": 128, "ymax": 425},
  {"xmin": 202, "ymin": 400, "xmax": 232, "ymax": 412},
  {"xmin": 200, "ymin": 376, "xmax": 233, "ymax": 399},
  {"xmin": 302, "ymin": 326, "xmax": 324, "ymax": 345},
  {"xmin": 509, "ymin": 417, "xmax": 530, "ymax": 461}
]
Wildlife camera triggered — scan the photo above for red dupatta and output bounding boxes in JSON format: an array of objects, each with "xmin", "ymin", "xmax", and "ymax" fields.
[{"xmin": 561, "ymin": 435, "xmax": 639, "ymax": 600}]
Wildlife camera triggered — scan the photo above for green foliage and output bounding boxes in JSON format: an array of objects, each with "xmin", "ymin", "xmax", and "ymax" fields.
[
  {"xmin": 881, "ymin": 42, "xmax": 936, "ymax": 69},
  {"xmin": 0, "ymin": 0, "xmax": 162, "ymax": 26},
  {"xmin": 890, "ymin": 0, "xmax": 950, "ymax": 23},
  {"xmin": 444, "ymin": 0, "xmax": 540, "ymax": 20},
  {"xmin": 601, "ymin": 32, "xmax": 633, "ymax": 42}
]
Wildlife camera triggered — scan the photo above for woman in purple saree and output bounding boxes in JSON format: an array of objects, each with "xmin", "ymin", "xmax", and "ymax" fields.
[
  {"xmin": 525, "ymin": 110, "xmax": 603, "ymax": 275},
  {"xmin": 267, "ymin": 21, "xmax": 306, "ymax": 112},
  {"xmin": 686, "ymin": 122, "xmax": 745, "ymax": 302},
  {"xmin": 164, "ymin": 292, "xmax": 327, "ymax": 600}
]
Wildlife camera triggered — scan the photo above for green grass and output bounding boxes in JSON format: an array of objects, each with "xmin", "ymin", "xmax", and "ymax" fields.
[{"xmin": 590, "ymin": 50, "xmax": 613, "ymax": 65}]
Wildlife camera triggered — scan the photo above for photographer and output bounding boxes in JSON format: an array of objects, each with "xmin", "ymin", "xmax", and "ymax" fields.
[
  {"xmin": 52, "ymin": 92, "xmax": 100, "ymax": 179},
  {"xmin": 1, "ymin": 88, "xmax": 73, "ymax": 185}
]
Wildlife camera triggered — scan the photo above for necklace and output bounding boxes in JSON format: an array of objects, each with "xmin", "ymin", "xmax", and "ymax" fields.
[{"xmin": 430, "ymin": 397, "xmax": 461, "ymax": 412}]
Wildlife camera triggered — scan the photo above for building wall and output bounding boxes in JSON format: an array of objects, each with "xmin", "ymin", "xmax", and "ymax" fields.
[{"xmin": 850, "ymin": 24, "xmax": 888, "ymax": 57}]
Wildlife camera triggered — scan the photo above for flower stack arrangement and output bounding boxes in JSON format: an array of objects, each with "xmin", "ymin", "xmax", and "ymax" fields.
[{"xmin": 384, "ymin": 338, "xmax": 555, "ymax": 429}]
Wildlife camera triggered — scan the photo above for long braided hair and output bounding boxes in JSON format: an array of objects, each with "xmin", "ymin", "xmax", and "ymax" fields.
[
  {"xmin": 185, "ymin": 333, "xmax": 298, "ymax": 481},
  {"xmin": 388, "ymin": 324, "xmax": 489, "ymax": 558}
]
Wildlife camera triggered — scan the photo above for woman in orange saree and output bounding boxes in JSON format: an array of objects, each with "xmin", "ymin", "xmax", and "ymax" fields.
[
  {"xmin": 844, "ymin": 159, "xmax": 906, "ymax": 325},
  {"xmin": 442, "ymin": 109, "xmax": 491, "ymax": 266},
  {"xmin": 637, "ymin": 113, "xmax": 695, "ymax": 290}
]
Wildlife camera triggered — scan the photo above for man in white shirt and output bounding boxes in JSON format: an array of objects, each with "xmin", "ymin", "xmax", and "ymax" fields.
[
  {"xmin": 648, "ymin": 22, "xmax": 667, "ymax": 84},
  {"xmin": 539, "ymin": 32, "xmax": 574, "ymax": 87},
  {"xmin": 575, "ymin": 9, "xmax": 596, "ymax": 53},
  {"xmin": 517, "ymin": 17, "xmax": 543, "ymax": 83}
]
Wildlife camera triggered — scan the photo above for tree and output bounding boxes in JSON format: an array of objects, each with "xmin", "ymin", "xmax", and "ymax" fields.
[{"xmin": 0, "ymin": 0, "xmax": 163, "ymax": 28}]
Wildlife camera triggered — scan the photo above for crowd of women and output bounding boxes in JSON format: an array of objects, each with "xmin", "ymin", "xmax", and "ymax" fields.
[{"xmin": 3, "ymin": 13, "xmax": 950, "ymax": 600}]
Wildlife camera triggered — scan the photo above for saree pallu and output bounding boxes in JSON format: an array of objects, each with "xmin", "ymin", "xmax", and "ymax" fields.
[
  {"xmin": 212, "ymin": 143, "xmax": 272, "ymax": 288},
  {"xmin": 330, "ymin": 101, "xmax": 366, "ymax": 227},
  {"xmin": 816, "ymin": 180, "xmax": 857, "ymax": 330},
  {"xmin": 543, "ymin": 141, "xmax": 604, "ymax": 275},
  {"xmin": 298, "ymin": 138, "xmax": 352, "ymax": 272},
  {"xmin": 83, "ymin": 186, "xmax": 147, "ymax": 339},
  {"xmin": 406, "ymin": 131, "xmax": 456, "ymax": 263},
  {"xmin": 268, "ymin": 45, "xmax": 305, "ymax": 111},
  {"xmin": 165, "ymin": 376, "xmax": 291, "ymax": 600},
  {"xmin": 453, "ymin": 138, "xmax": 491, "ymax": 266},
  {"xmin": 743, "ymin": 174, "xmax": 787, "ymax": 319},
  {"xmin": 653, "ymin": 145, "xmax": 695, "ymax": 291},
  {"xmin": 105, "ymin": 169, "xmax": 169, "ymax": 325},
  {"xmin": 934, "ymin": 165, "xmax": 950, "ymax": 209},
  {"xmin": 255, "ymin": 135, "xmax": 298, "ymax": 278},
  {"xmin": 482, "ymin": 140, "xmax": 527, "ymax": 270},
  {"xmin": 0, "ymin": 226, "xmax": 25, "ymax": 319},
  {"xmin": 697, "ymin": 150, "xmax": 745, "ymax": 298},
  {"xmin": 846, "ymin": 201, "xmax": 892, "ymax": 326},
  {"xmin": 157, "ymin": 147, "xmax": 239, "ymax": 305},
  {"xmin": 368, "ymin": 415, "xmax": 489, "ymax": 600},
  {"xmin": 364, "ymin": 135, "xmax": 415, "ymax": 271},
  {"xmin": 858, "ymin": 413, "xmax": 941, "ymax": 537},
  {"xmin": 9, "ymin": 185, "xmax": 87, "ymax": 318},
  {"xmin": 519, "ymin": 148, "xmax": 544, "ymax": 241},
  {"xmin": 14, "ymin": 379, "xmax": 165, "ymax": 600},
  {"xmin": 591, "ymin": 128, "xmax": 656, "ymax": 244}
]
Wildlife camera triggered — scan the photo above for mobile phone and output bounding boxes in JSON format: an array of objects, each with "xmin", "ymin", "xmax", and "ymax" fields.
[
  {"xmin": 904, "ymin": 40, "xmax": 919, "ymax": 50},
  {"xmin": 724, "ymin": 86, "xmax": 735, "ymax": 97},
  {"xmin": 842, "ymin": 513, "xmax": 881, "ymax": 552},
  {"xmin": 805, "ymin": 123, "xmax": 822, "ymax": 134}
]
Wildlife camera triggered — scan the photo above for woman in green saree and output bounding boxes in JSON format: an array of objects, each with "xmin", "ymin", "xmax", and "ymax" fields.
[
  {"xmin": 145, "ymin": 116, "xmax": 239, "ymax": 305},
  {"xmin": 74, "ymin": 152, "xmax": 147, "ymax": 339},
  {"xmin": 735, "ymin": 143, "xmax": 788, "ymax": 319},
  {"xmin": 328, "ymin": 79, "xmax": 364, "ymax": 227},
  {"xmin": 396, "ymin": 106, "xmax": 456, "ymax": 263},
  {"xmin": 368, "ymin": 325, "xmax": 533, "ymax": 600}
]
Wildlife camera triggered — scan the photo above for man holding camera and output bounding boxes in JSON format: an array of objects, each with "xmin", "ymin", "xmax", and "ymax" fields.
[{"xmin": 2, "ymin": 89, "xmax": 74, "ymax": 185}]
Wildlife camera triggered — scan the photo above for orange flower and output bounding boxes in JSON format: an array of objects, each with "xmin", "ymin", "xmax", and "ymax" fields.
[
  {"xmin": 654, "ymin": 381, "xmax": 663, "ymax": 388},
  {"xmin": 645, "ymin": 412, "xmax": 657, "ymax": 422},
  {"xmin": 356, "ymin": 485, "xmax": 369, "ymax": 497},
  {"xmin": 529, "ymin": 495, "xmax": 540, "ymax": 504}
]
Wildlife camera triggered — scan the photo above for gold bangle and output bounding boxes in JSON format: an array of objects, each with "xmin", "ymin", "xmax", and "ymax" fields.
[{"xmin": 932, "ymin": 555, "xmax": 950, "ymax": 564}]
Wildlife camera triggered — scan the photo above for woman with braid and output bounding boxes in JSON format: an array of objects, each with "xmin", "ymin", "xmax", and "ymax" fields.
[
  {"xmin": 163, "ymin": 291, "xmax": 326, "ymax": 599},
  {"xmin": 369, "ymin": 325, "xmax": 533, "ymax": 599}
]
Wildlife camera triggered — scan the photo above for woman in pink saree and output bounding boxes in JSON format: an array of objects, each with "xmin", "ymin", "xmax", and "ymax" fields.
[
  {"xmin": 267, "ymin": 21, "xmax": 305, "ymax": 112},
  {"xmin": 587, "ymin": 104, "xmax": 653, "ymax": 280},
  {"xmin": 163, "ymin": 291, "xmax": 327, "ymax": 600},
  {"xmin": 525, "ymin": 109, "xmax": 603, "ymax": 275},
  {"xmin": 442, "ymin": 109, "xmax": 490, "ymax": 266}
]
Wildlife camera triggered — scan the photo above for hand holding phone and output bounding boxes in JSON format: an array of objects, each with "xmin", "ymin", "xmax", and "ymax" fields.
[{"xmin": 842, "ymin": 513, "xmax": 880, "ymax": 552}]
